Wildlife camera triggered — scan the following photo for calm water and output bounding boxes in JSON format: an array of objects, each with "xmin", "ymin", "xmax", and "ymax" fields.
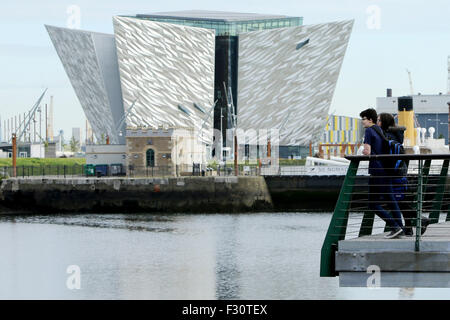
[{"xmin": 0, "ymin": 212, "xmax": 448, "ymax": 300}]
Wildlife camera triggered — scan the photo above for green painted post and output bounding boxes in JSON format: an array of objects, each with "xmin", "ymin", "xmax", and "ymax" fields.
[
  {"xmin": 420, "ymin": 159, "xmax": 432, "ymax": 198},
  {"xmin": 416, "ymin": 159, "xmax": 423, "ymax": 252},
  {"xmin": 429, "ymin": 160, "xmax": 449, "ymax": 224},
  {"xmin": 320, "ymin": 160, "xmax": 359, "ymax": 277},
  {"xmin": 410, "ymin": 159, "xmax": 431, "ymax": 228},
  {"xmin": 359, "ymin": 211, "xmax": 375, "ymax": 237}
]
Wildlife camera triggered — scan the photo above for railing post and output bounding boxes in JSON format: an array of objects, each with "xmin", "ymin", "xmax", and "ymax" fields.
[
  {"xmin": 429, "ymin": 159, "xmax": 449, "ymax": 224},
  {"xmin": 320, "ymin": 159, "xmax": 359, "ymax": 277},
  {"xmin": 411, "ymin": 159, "xmax": 431, "ymax": 228},
  {"xmin": 416, "ymin": 159, "xmax": 423, "ymax": 252}
]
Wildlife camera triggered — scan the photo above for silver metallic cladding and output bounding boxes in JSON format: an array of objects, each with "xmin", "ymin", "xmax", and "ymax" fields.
[
  {"xmin": 237, "ymin": 20, "xmax": 354, "ymax": 146},
  {"xmin": 46, "ymin": 25, "xmax": 124, "ymax": 144},
  {"xmin": 113, "ymin": 17, "xmax": 215, "ymax": 144}
]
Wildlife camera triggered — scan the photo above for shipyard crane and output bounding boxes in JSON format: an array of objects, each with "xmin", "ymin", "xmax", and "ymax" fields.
[
  {"xmin": 9, "ymin": 88, "xmax": 47, "ymax": 144},
  {"xmin": 406, "ymin": 69, "xmax": 414, "ymax": 95},
  {"xmin": 222, "ymin": 82, "xmax": 238, "ymax": 169},
  {"xmin": 448, "ymin": 55, "xmax": 450, "ymax": 94},
  {"xmin": 196, "ymin": 99, "xmax": 218, "ymax": 140}
]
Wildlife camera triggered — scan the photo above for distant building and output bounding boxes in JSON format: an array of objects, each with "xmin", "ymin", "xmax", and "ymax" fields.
[
  {"xmin": 319, "ymin": 115, "xmax": 364, "ymax": 157},
  {"xmin": 377, "ymin": 91, "xmax": 450, "ymax": 144},
  {"xmin": 72, "ymin": 127, "xmax": 81, "ymax": 150},
  {"xmin": 55, "ymin": 129, "xmax": 64, "ymax": 152},
  {"xmin": 47, "ymin": 10, "xmax": 354, "ymax": 163},
  {"xmin": 126, "ymin": 127, "xmax": 207, "ymax": 176},
  {"xmin": 86, "ymin": 144, "xmax": 126, "ymax": 166},
  {"xmin": 85, "ymin": 119, "xmax": 94, "ymax": 145},
  {"xmin": 0, "ymin": 142, "xmax": 45, "ymax": 158}
]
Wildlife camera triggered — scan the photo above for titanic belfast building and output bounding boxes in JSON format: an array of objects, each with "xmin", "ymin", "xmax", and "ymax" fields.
[{"xmin": 46, "ymin": 10, "xmax": 353, "ymax": 158}]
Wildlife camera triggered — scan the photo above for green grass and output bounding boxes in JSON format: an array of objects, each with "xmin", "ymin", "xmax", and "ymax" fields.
[
  {"xmin": 278, "ymin": 159, "xmax": 306, "ymax": 166},
  {"xmin": 0, "ymin": 158, "xmax": 87, "ymax": 177},
  {"xmin": 0, "ymin": 158, "xmax": 86, "ymax": 167}
]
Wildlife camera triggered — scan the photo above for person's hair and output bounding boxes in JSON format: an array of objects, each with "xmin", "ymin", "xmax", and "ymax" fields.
[
  {"xmin": 378, "ymin": 113, "xmax": 396, "ymax": 131},
  {"xmin": 359, "ymin": 108, "xmax": 377, "ymax": 123}
]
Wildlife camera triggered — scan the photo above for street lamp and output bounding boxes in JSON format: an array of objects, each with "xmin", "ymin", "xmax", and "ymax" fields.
[{"xmin": 427, "ymin": 116, "xmax": 447, "ymax": 139}]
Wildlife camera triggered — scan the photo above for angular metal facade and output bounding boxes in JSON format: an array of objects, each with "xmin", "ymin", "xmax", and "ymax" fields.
[
  {"xmin": 113, "ymin": 17, "xmax": 216, "ymax": 144},
  {"xmin": 46, "ymin": 26, "xmax": 124, "ymax": 144},
  {"xmin": 237, "ymin": 20, "xmax": 354, "ymax": 146}
]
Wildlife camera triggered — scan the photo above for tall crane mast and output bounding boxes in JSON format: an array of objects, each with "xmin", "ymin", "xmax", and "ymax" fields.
[
  {"xmin": 406, "ymin": 69, "xmax": 414, "ymax": 95},
  {"xmin": 447, "ymin": 55, "xmax": 450, "ymax": 94}
]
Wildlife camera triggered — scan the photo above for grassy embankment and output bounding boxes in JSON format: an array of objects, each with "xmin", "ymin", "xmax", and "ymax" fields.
[
  {"xmin": 0, "ymin": 158, "xmax": 85, "ymax": 166},
  {"xmin": 0, "ymin": 158, "xmax": 86, "ymax": 177}
]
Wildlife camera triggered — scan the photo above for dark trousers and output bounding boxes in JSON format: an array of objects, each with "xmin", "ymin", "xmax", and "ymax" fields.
[
  {"xmin": 368, "ymin": 175, "xmax": 404, "ymax": 229},
  {"xmin": 398, "ymin": 202, "xmax": 427, "ymax": 231}
]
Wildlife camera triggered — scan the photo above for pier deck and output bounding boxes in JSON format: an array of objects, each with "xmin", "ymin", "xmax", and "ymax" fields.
[{"xmin": 336, "ymin": 221, "xmax": 450, "ymax": 288}]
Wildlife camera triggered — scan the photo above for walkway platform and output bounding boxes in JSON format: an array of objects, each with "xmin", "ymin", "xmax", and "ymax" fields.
[{"xmin": 336, "ymin": 221, "xmax": 450, "ymax": 288}]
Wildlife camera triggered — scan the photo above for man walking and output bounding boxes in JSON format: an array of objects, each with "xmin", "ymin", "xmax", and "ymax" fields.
[{"xmin": 360, "ymin": 108, "xmax": 405, "ymax": 239}]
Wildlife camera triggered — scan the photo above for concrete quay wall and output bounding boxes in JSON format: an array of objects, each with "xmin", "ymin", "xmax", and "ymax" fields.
[
  {"xmin": 264, "ymin": 175, "xmax": 344, "ymax": 211},
  {"xmin": 0, "ymin": 177, "xmax": 273, "ymax": 214},
  {"xmin": 0, "ymin": 175, "xmax": 346, "ymax": 214}
]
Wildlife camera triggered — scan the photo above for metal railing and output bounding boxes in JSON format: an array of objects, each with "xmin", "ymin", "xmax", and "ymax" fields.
[
  {"xmin": 0, "ymin": 164, "xmax": 269, "ymax": 178},
  {"xmin": 0, "ymin": 162, "xmax": 370, "ymax": 178},
  {"xmin": 127, "ymin": 164, "xmax": 264, "ymax": 177},
  {"xmin": 320, "ymin": 154, "xmax": 450, "ymax": 277},
  {"xmin": 0, "ymin": 165, "xmax": 86, "ymax": 178}
]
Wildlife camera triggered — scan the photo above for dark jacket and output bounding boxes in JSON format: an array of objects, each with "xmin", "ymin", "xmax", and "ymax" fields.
[{"xmin": 384, "ymin": 126, "xmax": 405, "ymax": 144}]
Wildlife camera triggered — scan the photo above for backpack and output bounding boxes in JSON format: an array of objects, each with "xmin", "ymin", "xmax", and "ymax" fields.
[
  {"xmin": 371, "ymin": 126, "xmax": 408, "ymax": 200},
  {"xmin": 371, "ymin": 125, "xmax": 407, "ymax": 176}
]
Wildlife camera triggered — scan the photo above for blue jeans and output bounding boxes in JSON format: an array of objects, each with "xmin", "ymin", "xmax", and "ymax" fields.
[{"xmin": 368, "ymin": 175, "xmax": 404, "ymax": 229}]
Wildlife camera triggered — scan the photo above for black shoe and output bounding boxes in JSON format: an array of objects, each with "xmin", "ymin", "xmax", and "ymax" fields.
[
  {"xmin": 421, "ymin": 218, "xmax": 431, "ymax": 236},
  {"xmin": 404, "ymin": 228, "xmax": 413, "ymax": 237},
  {"xmin": 384, "ymin": 227, "xmax": 405, "ymax": 239}
]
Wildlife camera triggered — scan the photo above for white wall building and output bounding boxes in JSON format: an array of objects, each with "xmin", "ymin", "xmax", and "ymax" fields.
[
  {"xmin": 86, "ymin": 144, "xmax": 127, "ymax": 166},
  {"xmin": 376, "ymin": 91, "xmax": 450, "ymax": 143}
]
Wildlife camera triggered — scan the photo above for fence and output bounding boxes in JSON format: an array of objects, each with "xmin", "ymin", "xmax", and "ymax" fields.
[
  {"xmin": 0, "ymin": 165, "xmax": 86, "ymax": 178},
  {"xmin": 320, "ymin": 154, "xmax": 450, "ymax": 277},
  {"xmin": 0, "ymin": 163, "xmax": 266, "ymax": 178},
  {"xmin": 0, "ymin": 161, "xmax": 383, "ymax": 178}
]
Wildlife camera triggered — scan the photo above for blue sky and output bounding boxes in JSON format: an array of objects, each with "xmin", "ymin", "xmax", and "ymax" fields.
[{"xmin": 0, "ymin": 0, "xmax": 449, "ymax": 140}]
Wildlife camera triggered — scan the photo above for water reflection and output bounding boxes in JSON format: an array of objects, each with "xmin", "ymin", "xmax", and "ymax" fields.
[
  {"xmin": 0, "ymin": 214, "xmax": 177, "ymax": 233},
  {"xmin": 0, "ymin": 213, "xmax": 448, "ymax": 299},
  {"xmin": 214, "ymin": 215, "xmax": 241, "ymax": 299}
]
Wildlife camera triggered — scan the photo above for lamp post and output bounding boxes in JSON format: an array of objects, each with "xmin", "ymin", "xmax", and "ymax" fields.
[
  {"xmin": 427, "ymin": 116, "xmax": 447, "ymax": 139},
  {"xmin": 12, "ymin": 133, "xmax": 17, "ymax": 177},
  {"xmin": 448, "ymin": 102, "xmax": 450, "ymax": 150}
]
